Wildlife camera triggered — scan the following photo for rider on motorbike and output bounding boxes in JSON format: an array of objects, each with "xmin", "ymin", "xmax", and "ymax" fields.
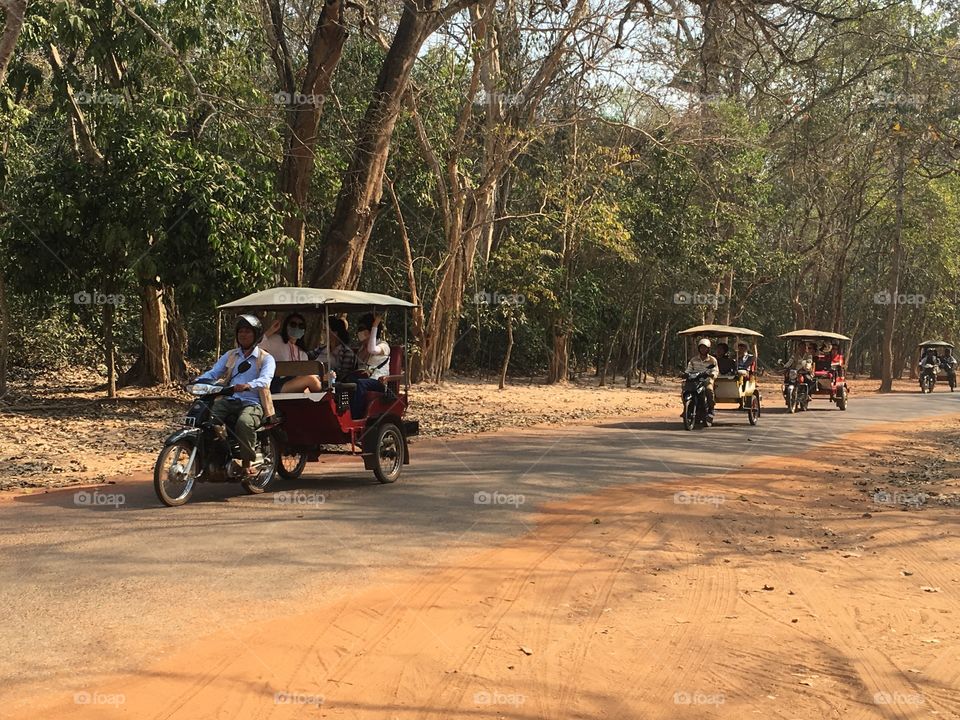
[
  {"xmin": 939, "ymin": 348, "xmax": 957, "ymax": 389},
  {"xmin": 686, "ymin": 338, "xmax": 720, "ymax": 421},
  {"xmin": 785, "ymin": 341, "xmax": 817, "ymax": 396},
  {"xmin": 919, "ymin": 347, "xmax": 940, "ymax": 374},
  {"xmin": 195, "ymin": 315, "xmax": 276, "ymax": 476}
]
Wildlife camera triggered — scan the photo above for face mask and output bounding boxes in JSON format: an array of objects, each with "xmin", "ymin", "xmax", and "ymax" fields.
[{"xmin": 288, "ymin": 327, "xmax": 305, "ymax": 340}]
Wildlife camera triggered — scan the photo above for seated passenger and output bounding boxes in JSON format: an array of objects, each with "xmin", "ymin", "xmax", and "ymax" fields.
[
  {"xmin": 260, "ymin": 313, "xmax": 322, "ymax": 394},
  {"xmin": 347, "ymin": 312, "xmax": 391, "ymax": 419},
  {"xmin": 715, "ymin": 342, "xmax": 736, "ymax": 375},
  {"xmin": 735, "ymin": 342, "xmax": 754, "ymax": 373}
]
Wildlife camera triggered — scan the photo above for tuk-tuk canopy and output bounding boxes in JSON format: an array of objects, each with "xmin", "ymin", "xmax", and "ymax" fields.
[
  {"xmin": 218, "ymin": 287, "xmax": 417, "ymax": 314},
  {"xmin": 917, "ymin": 339, "xmax": 954, "ymax": 349},
  {"xmin": 778, "ymin": 329, "xmax": 851, "ymax": 342},
  {"xmin": 678, "ymin": 324, "xmax": 763, "ymax": 338}
]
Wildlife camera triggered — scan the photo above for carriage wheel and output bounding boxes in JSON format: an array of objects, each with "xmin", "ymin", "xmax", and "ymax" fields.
[
  {"xmin": 371, "ymin": 422, "xmax": 404, "ymax": 484},
  {"xmin": 278, "ymin": 451, "xmax": 308, "ymax": 480},
  {"xmin": 748, "ymin": 393, "xmax": 760, "ymax": 425}
]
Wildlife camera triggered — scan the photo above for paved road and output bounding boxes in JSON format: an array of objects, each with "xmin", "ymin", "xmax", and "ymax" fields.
[{"xmin": 1, "ymin": 391, "xmax": 957, "ymax": 713}]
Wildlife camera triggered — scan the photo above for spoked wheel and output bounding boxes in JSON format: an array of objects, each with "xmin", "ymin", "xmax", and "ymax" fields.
[
  {"xmin": 278, "ymin": 450, "xmax": 308, "ymax": 480},
  {"xmin": 836, "ymin": 385, "xmax": 848, "ymax": 411},
  {"xmin": 787, "ymin": 386, "xmax": 798, "ymax": 414},
  {"xmin": 154, "ymin": 440, "xmax": 198, "ymax": 507},
  {"xmin": 682, "ymin": 398, "xmax": 696, "ymax": 431},
  {"xmin": 371, "ymin": 422, "xmax": 404, "ymax": 484},
  {"xmin": 748, "ymin": 393, "xmax": 761, "ymax": 425},
  {"xmin": 242, "ymin": 434, "xmax": 279, "ymax": 494}
]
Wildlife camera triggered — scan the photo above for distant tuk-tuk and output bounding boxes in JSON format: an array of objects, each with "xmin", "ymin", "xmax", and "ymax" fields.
[
  {"xmin": 677, "ymin": 324, "xmax": 763, "ymax": 429},
  {"xmin": 778, "ymin": 329, "xmax": 850, "ymax": 411},
  {"xmin": 917, "ymin": 340, "xmax": 956, "ymax": 393}
]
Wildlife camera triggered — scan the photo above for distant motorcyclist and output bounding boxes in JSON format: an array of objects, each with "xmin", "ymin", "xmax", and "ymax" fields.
[
  {"xmin": 686, "ymin": 338, "xmax": 720, "ymax": 421},
  {"xmin": 786, "ymin": 341, "xmax": 817, "ymax": 395},
  {"xmin": 939, "ymin": 347, "xmax": 957, "ymax": 390},
  {"xmin": 919, "ymin": 347, "xmax": 939, "ymax": 374}
]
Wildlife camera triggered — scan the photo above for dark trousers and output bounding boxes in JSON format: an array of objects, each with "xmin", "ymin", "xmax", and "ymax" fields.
[{"xmin": 350, "ymin": 377, "xmax": 385, "ymax": 419}]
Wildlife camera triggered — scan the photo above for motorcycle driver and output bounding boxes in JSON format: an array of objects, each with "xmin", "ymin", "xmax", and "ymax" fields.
[
  {"xmin": 686, "ymin": 338, "xmax": 720, "ymax": 421},
  {"xmin": 919, "ymin": 346, "xmax": 939, "ymax": 375},
  {"xmin": 195, "ymin": 314, "xmax": 276, "ymax": 476},
  {"xmin": 786, "ymin": 341, "xmax": 817, "ymax": 395},
  {"xmin": 940, "ymin": 347, "xmax": 957, "ymax": 389}
]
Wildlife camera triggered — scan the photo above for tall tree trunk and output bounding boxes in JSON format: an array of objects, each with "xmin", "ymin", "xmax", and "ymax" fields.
[
  {"xmin": 387, "ymin": 179, "xmax": 426, "ymax": 382},
  {"xmin": 311, "ymin": 4, "xmax": 447, "ymax": 289},
  {"xmin": 880, "ymin": 137, "xmax": 906, "ymax": 393},
  {"xmin": 164, "ymin": 285, "xmax": 188, "ymax": 380},
  {"xmin": 103, "ymin": 301, "xmax": 116, "ymax": 398},
  {"xmin": 0, "ymin": 0, "xmax": 27, "ymax": 87},
  {"xmin": 548, "ymin": 325, "xmax": 569, "ymax": 384},
  {"xmin": 121, "ymin": 278, "xmax": 187, "ymax": 386},
  {"xmin": 0, "ymin": 268, "xmax": 8, "ymax": 398},
  {"xmin": 266, "ymin": 0, "xmax": 347, "ymax": 283},
  {"xmin": 498, "ymin": 309, "xmax": 513, "ymax": 390}
]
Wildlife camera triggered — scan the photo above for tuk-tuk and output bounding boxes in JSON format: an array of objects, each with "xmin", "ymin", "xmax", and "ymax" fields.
[
  {"xmin": 917, "ymin": 340, "xmax": 956, "ymax": 393},
  {"xmin": 154, "ymin": 288, "xmax": 419, "ymax": 506},
  {"xmin": 778, "ymin": 329, "xmax": 849, "ymax": 411},
  {"xmin": 677, "ymin": 324, "xmax": 763, "ymax": 429}
]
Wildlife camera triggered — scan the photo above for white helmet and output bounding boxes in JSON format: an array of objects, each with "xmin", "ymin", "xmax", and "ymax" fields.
[{"xmin": 697, "ymin": 338, "xmax": 712, "ymax": 349}]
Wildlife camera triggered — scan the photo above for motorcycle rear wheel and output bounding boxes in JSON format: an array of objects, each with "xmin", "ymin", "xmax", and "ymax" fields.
[{"xmin": 242, "ymin": 434, "xmax": 280, "ymax": 494}]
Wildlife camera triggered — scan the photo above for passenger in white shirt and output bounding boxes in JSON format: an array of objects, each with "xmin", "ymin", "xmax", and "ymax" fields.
[
  {"xmin": 260, "ymin": 313, "xmax": 322, "ymax": 394},
  {"xmin": 348, "ymin": 312, "xmax": 391, "ymax": 418}
]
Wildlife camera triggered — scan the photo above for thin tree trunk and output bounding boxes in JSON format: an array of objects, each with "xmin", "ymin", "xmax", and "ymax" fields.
[
  {"xmin": 498, "ymin": 310, "xmax": 513, "ymax": 390},
  {"xmin": 103, "ymin": 301, "xmax": 116, "ymax": 398},
  {"xmin": 880, "ymin": 138, "xmax": 906, "ymax": 393},
  {"xmin": 387, "ymin": 179, "xmax": 426, "ymax": 382},
  {"xmin": 0, "ymin": 269, "xmax": 8, "ymax": 398}
]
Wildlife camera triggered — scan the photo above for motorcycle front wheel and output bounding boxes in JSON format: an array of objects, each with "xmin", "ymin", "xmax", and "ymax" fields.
[
  {"xmin": 154, "ymin": 440, "xmax": 198, "ymax": 507},
  {"xmin": 682, "ymin": 397, "xmax": 696, "ymax": 431},
  {"xmin": 787, "ymin": 386, "xmax": 798, "ymax": 414}
]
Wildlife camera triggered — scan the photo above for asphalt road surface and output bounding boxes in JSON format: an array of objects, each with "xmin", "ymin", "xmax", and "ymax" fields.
[{"xmin": 1, "ymin": 390, "xmax": 957, "ymax": 717}]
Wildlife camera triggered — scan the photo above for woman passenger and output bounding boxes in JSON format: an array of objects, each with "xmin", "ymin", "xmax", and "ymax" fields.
[{"xmin": 260, "ymin": 313, "xmax": 323, "ymax": 394}]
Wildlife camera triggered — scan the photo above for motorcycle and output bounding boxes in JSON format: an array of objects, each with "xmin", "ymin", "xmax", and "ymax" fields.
[
  {"xmin": 154, "ymin": 382, "xmax": 282, "ymax": 506},
  {"xmin": 919, "ymin": 363, "xmax": 938, "ymax": 394},
  {"xmin": 782, "ymin": 368, "xmax": 810, "ymax": 413},
  {"xmin": 681, "ymin": 370, "xmax": 713, "ymax": 430}
]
